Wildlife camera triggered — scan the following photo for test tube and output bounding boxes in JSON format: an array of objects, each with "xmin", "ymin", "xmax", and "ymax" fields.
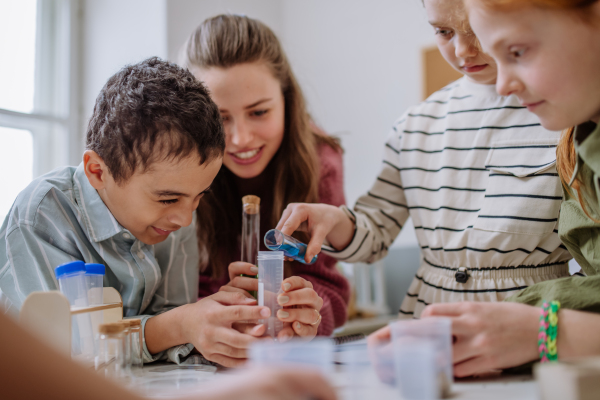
[
  {"xmin": 96, "ymin": 322, "xmax": 126, "ymax": 379},
  {"xmin": 257, "ymin": 251, "xmax": 284, "ymax": 339},
  {"xmin": 264, "ymin": 229, "xmax": 317, "ymax": 264},
  {"xmin": 389, "ymin": 318, "xmax": 453, "ymax": 399},
  {"xmin": 241, "ymin": 195, "xmax": 260, "ymax": 297},
  {"xmin": 85, "ymin": 263, "xmax": 105, "ymax": 306}
]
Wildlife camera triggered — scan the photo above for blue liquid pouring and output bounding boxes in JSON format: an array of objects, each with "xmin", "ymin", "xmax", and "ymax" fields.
[{"xmin": 264, "ymin": 229, "xmax": 317, "ymax": 264}]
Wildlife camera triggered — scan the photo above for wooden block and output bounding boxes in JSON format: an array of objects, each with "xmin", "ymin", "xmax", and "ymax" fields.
[
  {"xmin": 20, "ymin": 291, "xmax": 71, "ymax": 356},
  {"xmin": 536, "ymin": 357, "xmax": 600, "ymax": 400},
  {"xmin": 422, "ymin": 45, "xmax": 463, "ymax": 100}
]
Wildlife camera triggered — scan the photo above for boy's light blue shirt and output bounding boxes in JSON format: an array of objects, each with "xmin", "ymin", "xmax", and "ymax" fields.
[{"xmin": 0, "ymin": 164, "xmax": 200, "ymax": 363}]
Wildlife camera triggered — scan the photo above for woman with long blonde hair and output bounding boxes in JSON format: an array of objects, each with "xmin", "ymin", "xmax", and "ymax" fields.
[{"xmin": 181, "ymin": 14, "xmax": 349, "ymax": 367}]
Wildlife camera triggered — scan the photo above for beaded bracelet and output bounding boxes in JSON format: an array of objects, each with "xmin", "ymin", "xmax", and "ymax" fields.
[{"xmin": 538, "ymin": 300, "xmax": 561, "ymax": 363}]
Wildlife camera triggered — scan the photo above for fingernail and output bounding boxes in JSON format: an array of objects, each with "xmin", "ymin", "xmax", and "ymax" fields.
[
  {"xmin": 295, "ymin": 322, "xmax": 302, "ymax": 330},
  {"xmin": 260, "ymin": 308, "xmax": 271, "ymax": 318},
  {"xmin": 283, "ymin": 282, "xmax": 291, "ymax": 291},
  {"xmin": 278, "ymin": 310, "xmax": 290, "ymax": 319},
  {"xmin": 244, "ymin": 297, "xmax": 257, "ymax": 303},
  {"xmin": 250, "ymin": 266, "xmax": 258, "ymax": 274},
  {"xmin": 251, "ymin": 325, "xmax": 263, "ymax": 335},
  {"xmin": 280, "ymin": 332, "xmax": 292, "ymax": 342},
  {"xmin": 278, "ymin": 296, "xmax": 289, "ymax": 305}
]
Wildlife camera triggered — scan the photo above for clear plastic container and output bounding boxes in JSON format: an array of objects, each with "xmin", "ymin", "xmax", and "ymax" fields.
[
  {"xmin": 85, "ymin": 263, "xmax": 105, "ymax": 306},
  {"xmin": 96, "ymin": 322, "xmax": 126, "ymax": 379},
  {"xmin": 389, "ymin": 318, "xmax": 453, "ymax": 399},
  {"xmin": 250, "ymin": 338, "xmax": 334, "ymax": 375},
  {"xmin": 119, "ymin": 321, "xmax": 132, "ymax": 374},
  {"xmin": 338, "ymin": 341, "xmax": 398, "ymax": 400},
  {"xmin": 264, "ymin": 229, "xmax": 317, "ymax": 264},
  {"xmin": 55, "ymin": 261, "xmax": 88, "ymax": 307},
  {"xmin": 392, "ymin": 337, "xmax": 438, "ymax": 400},
  {"xmin": 127, "ymin": 318, "xmax": 143, "ymax": 369},
  {"xmin": 55, "ymin": 261, "xmax": 94, "ymax": 361},
  {"xmin": 257, "ymin": 251, "xmax": 284, "ymax": 339}
]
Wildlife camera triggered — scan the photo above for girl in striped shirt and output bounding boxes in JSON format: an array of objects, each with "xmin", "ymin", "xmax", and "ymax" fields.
[{"xmin": 276, "ymin": 0, "xmax": 571, "ymax": 318}]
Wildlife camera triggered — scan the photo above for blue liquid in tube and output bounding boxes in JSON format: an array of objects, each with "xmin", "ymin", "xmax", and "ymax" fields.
[{"xmin": 264, "ymin": 229, "xmax": 317, "ymax": 264}]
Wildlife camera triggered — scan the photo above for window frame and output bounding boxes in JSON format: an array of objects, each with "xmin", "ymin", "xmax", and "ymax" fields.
[{"xmin": 0, "ymin": 0, "xmax": 81, "ymax": 178}]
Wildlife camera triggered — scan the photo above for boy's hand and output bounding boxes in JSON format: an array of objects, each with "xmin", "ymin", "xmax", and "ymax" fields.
[
  {"xmin": 219, "ymin": 262, "xmax": 258, "ymax": 297},
  {"xmin": 181, "ymin": 291, "xmax": 270, "ymax": 367},
  {"xmin": 275, "ymin": 276, "xmax": 323, "ymax": 342},
  {"xmin": 276, "ymin": 203, "xmax": 355, "ymax": 263}
]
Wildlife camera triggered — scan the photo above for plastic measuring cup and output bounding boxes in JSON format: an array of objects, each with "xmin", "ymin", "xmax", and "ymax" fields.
[
  {"xmin": 257, "ymin": 251, "xmax": 284, "ymax": 339},
  {"xmin": 389, "ymin": 318, "xmax": 453, "ymax": 399},
  {"xmin": 250, "ymin": 338, "xmax": 334, "ymax": 375},
  {"xmin": 264, "ymin": 229, "xmax": 317, "ymax": 264}
]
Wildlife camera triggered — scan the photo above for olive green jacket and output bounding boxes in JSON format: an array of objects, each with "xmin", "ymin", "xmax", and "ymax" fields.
[{"xmin": 507, "ymin": 122, "xmax": 600, "ymax": 312}]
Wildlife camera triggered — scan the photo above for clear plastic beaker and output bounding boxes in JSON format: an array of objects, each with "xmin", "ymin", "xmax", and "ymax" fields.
[
  {"xmin": 85, "ymin": 263, "xmax": 105, "ymax": 306},
  {"xmin": 264, "ymin": 229, "xmax": 317, "ymax": 264},
  {"xmin": 393, "ymin": 337, "xmax": 438, "ymax": 400},
  {"xmin": 257, "ymin": 251, "xmax": 284, "ymax": 339},
  {"xmin": 389, "ymin": 318, "xmax": 453, "ymax": 399},
  {"xmin": 96, "ymin": 322, "xmax": 127, "ymax": 379},
  {"xmin": 250, "ymin": 338, "xmax": 334, "ymax": 375}
]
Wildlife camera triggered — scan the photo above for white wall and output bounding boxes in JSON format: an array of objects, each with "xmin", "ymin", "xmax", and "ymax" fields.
[
  {"xmin": 279, "ymin": 1, "xmax": 433, "ymax": 248},
  {"xmin": 80, "ymin": 0, "xmax": 168, "ymax": 145},
  {"xmin": 166, "ymin": 0, "xmax": 283, "ymax": 63},
  {"xmin": 80, "ymin": 0, "xmax": 432, "ymax": 248}
]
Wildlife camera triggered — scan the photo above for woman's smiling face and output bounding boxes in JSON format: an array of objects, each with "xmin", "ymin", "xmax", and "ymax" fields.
[{"xmin": 194, "ymin": 62, "xmax": 285, "ymax": 179}]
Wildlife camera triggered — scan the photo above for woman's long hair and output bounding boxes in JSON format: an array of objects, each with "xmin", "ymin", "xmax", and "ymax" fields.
[{"xmin": 182, "ymin": 14, "xmax": 341, "ymax": 277}]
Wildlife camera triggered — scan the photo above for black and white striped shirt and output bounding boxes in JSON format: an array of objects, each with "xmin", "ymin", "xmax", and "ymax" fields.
[{"xmin": 325, "ymin": 77, "xmax": 572, "ymax": 316}]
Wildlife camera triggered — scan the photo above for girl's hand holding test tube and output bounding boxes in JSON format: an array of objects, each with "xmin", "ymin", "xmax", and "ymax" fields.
[{"xmin": 221, "ymin": 261, "xmax": 324, "ymax": 340}]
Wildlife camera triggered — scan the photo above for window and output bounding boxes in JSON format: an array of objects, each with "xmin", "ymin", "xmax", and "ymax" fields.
[{"xmin": 0, "ymin": 0, "xmax": 79, "ymax": 221}]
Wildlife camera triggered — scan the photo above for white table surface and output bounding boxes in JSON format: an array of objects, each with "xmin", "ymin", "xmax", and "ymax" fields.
[{"xmin": 127, "ymin": 363, "xmax": 538, "ymax": 400}]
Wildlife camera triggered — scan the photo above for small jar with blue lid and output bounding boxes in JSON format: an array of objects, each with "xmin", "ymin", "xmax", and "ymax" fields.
[
  {"xmin": 54, "ymin": 261, "xmax": 88, "ymax": 307},
  {"xmin": 85, "ymin": 263, "xmax": 105, "ymax": 306}
]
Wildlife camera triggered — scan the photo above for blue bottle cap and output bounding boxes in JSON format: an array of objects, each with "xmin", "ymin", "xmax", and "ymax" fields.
[
  {"xmin": 54, "ymin": 261, "xmax": 85, "ymax": 279},
  {"xmin": 85, "ymin": 263, "xmax": 105, "ymax": 275}
]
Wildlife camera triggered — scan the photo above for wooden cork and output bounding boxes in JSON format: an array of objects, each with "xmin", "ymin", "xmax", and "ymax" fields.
[
  {"xmin": 127, "ymin": 318, "xmax": 142, "ymax": 327},
  {"xmin": 119, "ymin": 318, "xmax": 141, "ymax": 327},
  {"xmin": 98, "ymin": 322, "xmax": 125, "ymax": 335},
  {"xmin": 242, "ymin": 195, "xmax": 260, "ymax": 215}
]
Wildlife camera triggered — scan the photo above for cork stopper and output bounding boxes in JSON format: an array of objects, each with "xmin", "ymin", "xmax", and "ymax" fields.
[
  {"xmin": 98, "ymin": 322, "xmax": 125, "ymax": 335},
  {"xmin": 242, "ymin": 195, "xmax": 260, "ymax": 215},
  {"xmin": 119, "ymin": 319, "xmax": 141, "ymax": 327}
]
